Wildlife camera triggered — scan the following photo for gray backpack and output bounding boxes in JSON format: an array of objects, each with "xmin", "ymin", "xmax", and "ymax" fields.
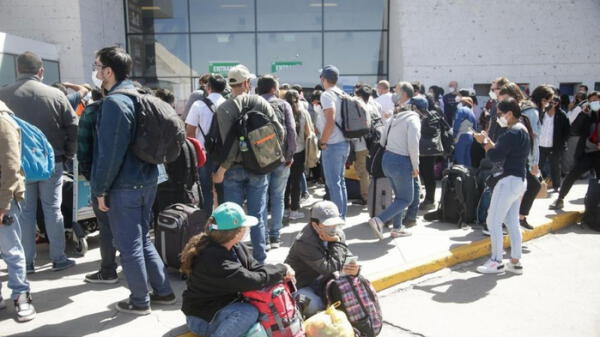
[{"xmin": 334, "ymin": 91, "xmax": 371, "ymax": 139}]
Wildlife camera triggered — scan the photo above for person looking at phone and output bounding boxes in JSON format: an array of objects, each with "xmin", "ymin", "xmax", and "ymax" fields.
[
  {"xmin": 0, "ymin": 100, "xmax": 36, "ymax": 321},
  {"xmin": 285, "ymin": 201, "xmax": 359, "ymax": 317}
]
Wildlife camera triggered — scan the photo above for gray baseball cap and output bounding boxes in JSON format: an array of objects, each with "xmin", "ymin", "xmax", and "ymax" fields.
[{"xmin": 311, "ymin": 200, "xmax": 345, "ymax": 227}]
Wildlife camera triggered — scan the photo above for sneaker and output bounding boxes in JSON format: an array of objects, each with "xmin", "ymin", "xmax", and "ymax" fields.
[
  {"xmin": 288, "ymin": 210, "xmax": 305, "ymax": 220},
  {"xmin": 506, "ymin": 261, "xmax": 523, "ymax": 275},
  {"xmin": 26, "ymin": 264, "xmax": 35, "ymax": 274},
  {"xmin": 482, "ymin": 224, "xmax": 490, "ymax": 236},
  {"xmin": 269, "ymin": 237, "xmax": 281, "ymax": 249},
  {"xmin": 520, "ymin": 218, "xmax": 534, "ymax": 230},
  {"xmin": 0, "ymin": 297, "xmax": 6, "ymax": 311},
  {"xmin": 476, "ymin": 259, "xmax": 505, "ymax": 274},
  {"xmin": 419, "ymin": 200, "xmax": 435, "ymax": 211},
  {"xmin": 85, "ymin": 271, "xmax": 119, "ymax": 284},
  {"xmin": 352, "ymin": 199, "xmax": 367, "ymax": 206},
  {"xmin": 115, "ymin": 301, "xmax": 151, "ymax": 315},
  {"xmin": 52, "ymin": 258, "xmax": 76, "ymax": 272},
  {"xmin": 301, "ymin": 193, "xmax": 310, "ymax": 202},
  {"xmin": 390, "ymin": 228, "xmax": 412, "ymax": 238},
  {"xmin": 403, "ymin": 219, "xmax": 417, "ymax": 228},
  {"xmin": 549, "ymin": 198, "xmax": 564, "ymax": 210},
  {"xmin": 368, "ymin": 217, "xmax": 384, "ymax": 240},
  {"xmin": 284, "ymin": 209, "xmax": 291, "ymax": 218},
  {"xmin": 14, "ymin": 293, "xmax": 36, "ymax": 322},
  {"xmin": 150, "ymin": 293, "xmax": 176, "ymax": 305}
]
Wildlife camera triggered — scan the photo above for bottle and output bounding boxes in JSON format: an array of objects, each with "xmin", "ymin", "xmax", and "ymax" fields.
[{"xmin": 239, "ymin": 136, "xmax": 248, "ymax": 152}]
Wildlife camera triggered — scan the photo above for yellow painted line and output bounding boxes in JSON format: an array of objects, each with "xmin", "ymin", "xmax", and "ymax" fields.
[{"xmin": 371, "ymin": 211, "xmax": 582, "ymax": 292}]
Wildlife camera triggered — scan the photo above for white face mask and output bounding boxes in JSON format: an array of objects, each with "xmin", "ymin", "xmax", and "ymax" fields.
[
  {"xmin": 489, "ymin": 90, "xmax": 497, "ymax": 101},
  {"xmin": 92, "ymin": 70, "xmax": 103, "ymax": 89},
  {"xmin": 448, "ymin": 86, "xmax": 456, "ymax": 93},
  {"xmin": 392, "ymin": 93, "xmax": 402, "ymax": 105},
  {"xmin": 455, "ymin": 95, "xmax": 462, "ymax": 103},
  {"xmin": 497, "ymin": 116, "xmax": 508, "ymax": 128},
  {"xmin": 313, "ymin": 105, "xmax": 322, "ymax": 114},
  {"xmin": 591, "ymin": 101, "xmax": 600, "ymax": 112}
]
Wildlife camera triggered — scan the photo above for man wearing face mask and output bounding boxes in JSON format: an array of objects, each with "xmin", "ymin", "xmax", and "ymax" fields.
[
  {"xmin": 442, "ymin": 80, "xmax": 460, "ymax": 123},
  {"xmin": 285, "ymin": 201, "xmax": 357, "ymax": 317},
  {"xmin": 0, "ymin": 52, "xmax": 78, "ymax": 274},
  {"xmin": 551, "ymin": 91, "xmax": 600, "ymax": 210},
  {"xmin": 211, "ymin": 65, "xmax": 284, "ymax": 265}
]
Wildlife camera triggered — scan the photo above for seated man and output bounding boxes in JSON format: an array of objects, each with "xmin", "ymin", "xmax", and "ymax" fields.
[{"xmin": 285, "ymin": 200, "xmax": 359, "ymax": 317}]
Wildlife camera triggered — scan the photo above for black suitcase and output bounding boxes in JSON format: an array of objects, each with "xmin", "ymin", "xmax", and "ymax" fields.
[
  {"xmin": 155, "ymin": 203, "xmax": 209, "ymax": 269},
  {"xmin": 582, "ymin": 178, "xmax": 600, "ymax": 231}
]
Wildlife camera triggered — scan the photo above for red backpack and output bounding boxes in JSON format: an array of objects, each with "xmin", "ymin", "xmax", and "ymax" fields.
[
  {"xmin": 186, "ymin": 137, "xmax": 206, "ymax": 168},
  {"xmin": 242, "ymin": 282, "xmax": 305, "ymax": 337}
]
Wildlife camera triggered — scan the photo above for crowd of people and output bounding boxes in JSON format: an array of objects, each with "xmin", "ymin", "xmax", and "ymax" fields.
[{"xmin": 0, "ymin": 47, "xmax": 597, "ymax": 337}]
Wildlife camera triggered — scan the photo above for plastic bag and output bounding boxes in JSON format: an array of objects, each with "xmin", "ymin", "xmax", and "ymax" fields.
[{"xmin": 304, "ymin": 302, "xmax": 355, "ymax": 337}]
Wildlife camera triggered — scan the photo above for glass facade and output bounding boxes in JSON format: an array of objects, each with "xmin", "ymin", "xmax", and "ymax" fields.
[
  {"xmin": 0, "ymin": 53, "xmax": 60, "ymax": 87},
  {"xmin": 125, "ymin": 0, "xmax": 389, "ymax": 113}
]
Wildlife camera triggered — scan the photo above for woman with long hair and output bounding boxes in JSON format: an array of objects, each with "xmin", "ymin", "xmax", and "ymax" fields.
[
  {"xmin": 452, "ymin": 96, "xmax": 477, "ymax": 166},
  {"xmin": 181, "ymin": 202, "xmax": 295, "ymax": 337},
  {"xmin": 539, "ymin": 95, "xmax": 571, "ymax": 192}
]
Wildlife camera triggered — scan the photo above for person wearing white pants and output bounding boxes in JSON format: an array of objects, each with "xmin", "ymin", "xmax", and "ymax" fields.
[{"xmin": 474, "ymin": 97, "xmax": 534, "ymax": 275}]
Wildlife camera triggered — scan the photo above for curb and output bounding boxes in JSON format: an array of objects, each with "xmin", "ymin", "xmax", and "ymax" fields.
[{"xmin": 371, "ymin": 211, "xmax": 582, "ymax": 292}]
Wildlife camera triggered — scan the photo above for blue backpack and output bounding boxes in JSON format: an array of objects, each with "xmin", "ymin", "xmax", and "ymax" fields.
[{"xmin": 11, "ymin": 115, "xmax": 55, "ymax": 182}]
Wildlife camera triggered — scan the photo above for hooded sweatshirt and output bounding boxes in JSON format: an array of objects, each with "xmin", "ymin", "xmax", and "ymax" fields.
[{"xmin": 380, "ymin": 107, "xmax": 421, "ymax": 170}]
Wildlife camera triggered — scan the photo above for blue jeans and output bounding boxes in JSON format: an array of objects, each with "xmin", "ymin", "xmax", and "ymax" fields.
[
  {"xmin": 477, "ymin": 187, "xmax": 493, "ymax": 225},
  {"xmin": 19, "ymin": 162, "xmax": 68, "ymax": 265},
  {"xmin": 321, "ymin": 141, "xmax": 350, "ymax": 218},
  {"xmin": 199, "ymin": 158, "xmax": 221, "ymax": 211},
  {"xmin": 263, "ymin": 164, "xmax": 290, "ymax": 241},
  {"xmin": 92, "ymin": 198, "xmax": 117, "ymax": 277},
  {"xmin": 223, "ymin": 167, "xmax": 268, "ymax": 264},
  {"xmin": 401, "ymin": 178, "xmax": 420, "ymax": 223},
  {"xmin": 487, "ymin": 176, "xmax": 527, "ymax": 262},
  {"xmin": 300, "ymin": 173, "xmax": 308, "ymax": 195},
  {"xmin": 186, "ymin": 302, "xmax": 258, "ymax": 337},
  {"xmin": 297, "ymin": 286, "xmax": 325, "ymax": 318},
  {"xmin": 107, "ymin": 186, "xmax": 172, "ymax": 307},
  {"xmin": 454, "ymin": 135, "xmax": 473, "ymax": 167},
  {"xmin": 378, "ymin": 152, "xmax": 414, "ymax": 229},
  {"xmin": 0, "ymin": 201, "xmax": 30, "ymax": 299}
]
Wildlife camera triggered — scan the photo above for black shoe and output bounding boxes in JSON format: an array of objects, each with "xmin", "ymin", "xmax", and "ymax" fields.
[
  {"xmin": 269, "ymin": 237, "xmax": 281, "ymax": 249},
  {"xmin": 150, "ymin": 293, "xmax": 176, "ymax": 305},
  {"xmin": 85, "ymin": 271, "xmax": 118, "ymax": 284},
  {"xmin": 115, "ymin": 301, "xmax": 151, "ymax": 315},
  {"xmin": 549, "ymin": 199, "xmax": 564, "ymax": 210},
  {"xmin": 403, "ymin": 219, "xmax": 417, "ymax": 228},
  {"xmin": 352, "ymin": 199, "xmax": 367, "ymax": 206},
  {"xmin": 419, "ymin": 201, "xmax": 435, "ymax": 211},
  {"xmin": 52, "ymin": 258, "xmax": 76, "ymax": 272},
  {"xmin": 482, "ymin": 225, "xmax": 490, "ymax": 236},
  {"xmin": 520, "ymin": 218, "xmax": 534, "ymax": 230}
]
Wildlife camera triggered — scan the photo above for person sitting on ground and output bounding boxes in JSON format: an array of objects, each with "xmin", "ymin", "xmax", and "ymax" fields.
[
  {"xmin": 181, "ymin": 202, "xmax": 295, "ymax": 337},
  {"xmin": 284, "ymin": 200, "xmax": 359, "ymax": 317}
]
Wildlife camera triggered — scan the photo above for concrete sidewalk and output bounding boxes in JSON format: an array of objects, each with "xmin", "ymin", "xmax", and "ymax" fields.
[{"xmin": 0, "ymin": 181, "xmax": 588, "ymax": 336}]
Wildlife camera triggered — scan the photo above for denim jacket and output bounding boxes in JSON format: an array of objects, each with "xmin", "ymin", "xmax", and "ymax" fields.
[{"xmin": 91, "ymin": 80, "xmax": 157, "ymax": 197}]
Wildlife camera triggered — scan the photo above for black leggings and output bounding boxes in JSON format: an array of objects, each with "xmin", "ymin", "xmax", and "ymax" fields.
[
  {"xmin": 519, "ymin": 171, "xmax": 541, "ymax": 216},
  {"xmin": 419, "ymin": 156, "xmax": 438, "ymax": 203},
  {"xmin": 558, "ymin": 152, "xmax": 600, "ymax": 200},
  {"xmin": 285, "ymin": 151, "xmax": 306, "ymax": 211}
]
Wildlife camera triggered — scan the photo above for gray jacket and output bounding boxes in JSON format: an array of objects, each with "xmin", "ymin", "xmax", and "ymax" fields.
[{"xmin": 0, "ymin": 75, "xmax": 78, "ymax": 161}]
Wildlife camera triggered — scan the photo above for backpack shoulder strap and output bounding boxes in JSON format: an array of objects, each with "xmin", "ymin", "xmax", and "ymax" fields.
[{"xmin": 197, "ymin": 97, "xmax": 216, "ymax": 138}]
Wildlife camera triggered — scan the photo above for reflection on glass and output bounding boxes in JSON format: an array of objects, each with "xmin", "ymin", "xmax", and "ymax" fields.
[
  {"xmin": 257, "ymin": 0, "xmax": 322, "ymax": 31},
  {"xmin": 42, "ymin": 60, "xmax": 60, "ymax": 85},
  {"xmin": 257, "ymin": 33, "xmax": 321, "ymax": 87},
  {"xmin": 191, "ymin": 33, "xmax": 255, "ymax": 75},
  {"xmin": 129, "ymin": 34, "xmax": 192, "ymax": 77},
  {"xmin": 324, "ymin": 0, "xmax": 387, "ymax": 30},
  {"xmin": 133, "ymin": 77, "xmax": 191, "ymax": 116},
  {"xmin": 324, "ymin": 32, "xmax": 387, "ymax": 75},
  {"xmin": 127, "ymin": 0, "xmax": 189, "ymax": 33},
  {"xmin": 0, "ymin": 54, "xmax": 16, "ymax": 87},
  {"xmin": 190, "ymin": 0, "xmax": 255, "ymax": 32}
]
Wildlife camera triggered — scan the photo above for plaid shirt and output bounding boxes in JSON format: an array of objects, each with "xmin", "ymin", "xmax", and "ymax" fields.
[{"xmin": 77, "ymin": 101, "xmax": 101, "ymax": 180}]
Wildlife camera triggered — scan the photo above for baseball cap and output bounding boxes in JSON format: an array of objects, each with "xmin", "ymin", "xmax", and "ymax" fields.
[
  {"xmin": 311, "ymin": 201, "xmax": 345, "ymax": 227},
  {"xmin": 210, "ymin": 202, "xmax": 258, "ymax": 231},
  {"xmin": 227, "ymin": 65, "xmax": 256, "ymax": 86},
  {"xmin": 410, "ymin": 96, "xmax": 429, "ymax": 111},
  {"xmin": 319, "ymin": 65, "xmax": 339, "ymax": 83}
]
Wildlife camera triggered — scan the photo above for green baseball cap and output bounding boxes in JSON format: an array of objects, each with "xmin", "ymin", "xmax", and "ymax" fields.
[{"xmin": 210, "ymin": 202, "xmax": 258, "ymax": 231}]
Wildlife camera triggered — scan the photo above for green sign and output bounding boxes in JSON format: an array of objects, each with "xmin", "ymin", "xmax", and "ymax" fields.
[
  {"xmin": 209, "ymin": 62, "xmax": 240, "ymax": 75},
  {"xmin": 271, "ymin": 61, "xmax": 303, "ymax": 73}
]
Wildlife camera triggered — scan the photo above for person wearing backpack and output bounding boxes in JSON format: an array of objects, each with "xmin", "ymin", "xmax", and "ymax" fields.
[
  {"xmin": 91, "ymin": 47, "xmax": 175, "ymax": 314},
  {"xmin": 185, "ymin": 74, "xmax": 227, "ymax": 211},
  {"xmin": 285, "ymin": 201, "xmax": 359, "ymax": 317},
  {"xmin": 212, "ymin": 65, "xmax": 285, "ymax": 265},
  {"xmin": 318, "ymin": 65, "xmax": 351, "ymax": 218},
  {"xmin": 181, "ymin": 73, "xmax": 211, "ymax": 121},
  {"xmin": 180, "ymin": 202, "xmax": 295, "ymax": 337},
  {"xmin": 0, "ymin": 100, "xmax": 37, "ymax": 322},
  {"xmin": 257, "ymin": 75, "xmax": 297, "ymax": 248},
  {"xmin": 0, "ymin": 51, "xmax": 78, "ymax": 274}
]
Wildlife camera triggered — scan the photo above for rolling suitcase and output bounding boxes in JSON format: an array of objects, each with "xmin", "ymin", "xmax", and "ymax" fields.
[
  {"xmin": 368, "ymin": 177, "xmax": 393, "ymax": 219},
  {"xmin": 155, "ymin": 203, "xmax": 208, "ymax": 269}
]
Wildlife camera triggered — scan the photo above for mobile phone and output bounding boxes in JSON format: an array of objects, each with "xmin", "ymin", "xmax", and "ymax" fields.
[
  {"xmin": 345, "ymin": 256, "xmax": 358, "ymax": 265},
  {"xmin": 2, "ymin": 215, "xmax": 14, "ymax": 226}
]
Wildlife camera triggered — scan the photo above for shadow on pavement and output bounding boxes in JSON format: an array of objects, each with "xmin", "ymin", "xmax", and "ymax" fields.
[
  {"xmin": 412, "ymin": 272, "xmax": 515, "ymax": 304},
  {"xmin": 347, "ymin": 239, "xmax": 396, "ymax": 262},
  {"xmin": 162, "ymin": 324, "xmax": 190, "ymax": 337}
]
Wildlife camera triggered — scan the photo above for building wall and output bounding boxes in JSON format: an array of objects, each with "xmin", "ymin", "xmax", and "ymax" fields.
[
  {"xmin": 0, "ymin": 0, "xmax": 125, "ymax": 84},
  {"xmin": 389, "ymin": 0, "xmax": 600, "ymax": 90}
]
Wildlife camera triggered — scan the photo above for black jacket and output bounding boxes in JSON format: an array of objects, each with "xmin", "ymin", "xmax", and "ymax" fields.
[
  {"xmin": 539, "ymin": 109, "xmax": 570, "ymax": 151},
  {"xmin": 284, "ymin": 224, "xmax": 350, "ymax": 289},
  {"xmin": 419, "ymin": 109, "xmax": 445, "ymax": 156},
  {"xmin": 181, "ymin": 239, "xmax": 287, "ymax": 321}
]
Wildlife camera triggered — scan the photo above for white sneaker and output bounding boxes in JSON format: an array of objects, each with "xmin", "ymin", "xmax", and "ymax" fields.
[
  {"xmin": 476, "ymin": 259, "xmax": 505, "ymax": 274},
  {"xmin": 14, "ymin": 293, "xmax": 36, "ymax": 322},
  {"xmin": 368, "ymin": 217, "xmax": 384, "ymax": 240},
  {"xmin": 390, "ymin": 228, "xmax": 412, "ymax": 238},
  {"xmin": 288, "ymin": 210, "xmax": 305, "ymax": 220},
  {"xmin": 506, "ymin": 261, "xmax": 523, "ymax": 275}
]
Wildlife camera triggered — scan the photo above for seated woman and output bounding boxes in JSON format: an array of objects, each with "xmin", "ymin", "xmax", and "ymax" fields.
[
  {"xmin": 285, "ymin": 200, "xmax": 360, "ymax": 317},
  {"xmin": 181, "ymin": 202, "xmax": 295, "ymax": 337}
]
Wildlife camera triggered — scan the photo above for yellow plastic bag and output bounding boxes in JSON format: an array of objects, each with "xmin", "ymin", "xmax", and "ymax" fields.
[{"xmin": 304, "ymin": 302, "xmax": 355, "ymax": 337}]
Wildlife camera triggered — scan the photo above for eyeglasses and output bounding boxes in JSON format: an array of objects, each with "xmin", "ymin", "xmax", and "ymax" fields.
[{"xmin": 92, "ymin": 63, "xmax": 107, "ymax": 71}]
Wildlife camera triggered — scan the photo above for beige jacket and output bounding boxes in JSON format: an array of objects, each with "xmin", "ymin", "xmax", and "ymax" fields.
[{"xmin": 0, "ymin": 101, "xmax": 25, "ymax": 211}]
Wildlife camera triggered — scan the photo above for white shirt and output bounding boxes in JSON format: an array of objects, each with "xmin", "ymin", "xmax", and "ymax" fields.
[
  {"xmin": 185, "ymin": 93, "xmax": 225, "ymax": 146},
  {"xmin": 375, "ymin": 92, "xmax": 394, "ymax": 119},
  {"xmin": 568, "ymin": 106, "xmax": 582, "ymax": 125},
  {"xmin": 539, "ymin": 113, "xmax": 554, "ymax": 148},
  {"xmin": 320, "ymin": 86, "xmax": 346, "ymax": 144}
]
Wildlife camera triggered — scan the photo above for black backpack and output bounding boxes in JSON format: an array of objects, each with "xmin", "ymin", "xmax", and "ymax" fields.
[
  {"xmin": 268, "ymin": 99, "xmax": 289, "ymax": 155},
  {"xmin": 196, "ymin": 97, "xmax": 222, "ymax": 158},
  {"xmin": 111, "ymin": 89, "xmax": 186, "ymax": 165},
  {"xmin": 582, "ymin": 178, "xmax": 600, "ymax": 231},
  {"xmin": 439, "ymin": 164, "xmax": 479, "ymax": 227}
]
